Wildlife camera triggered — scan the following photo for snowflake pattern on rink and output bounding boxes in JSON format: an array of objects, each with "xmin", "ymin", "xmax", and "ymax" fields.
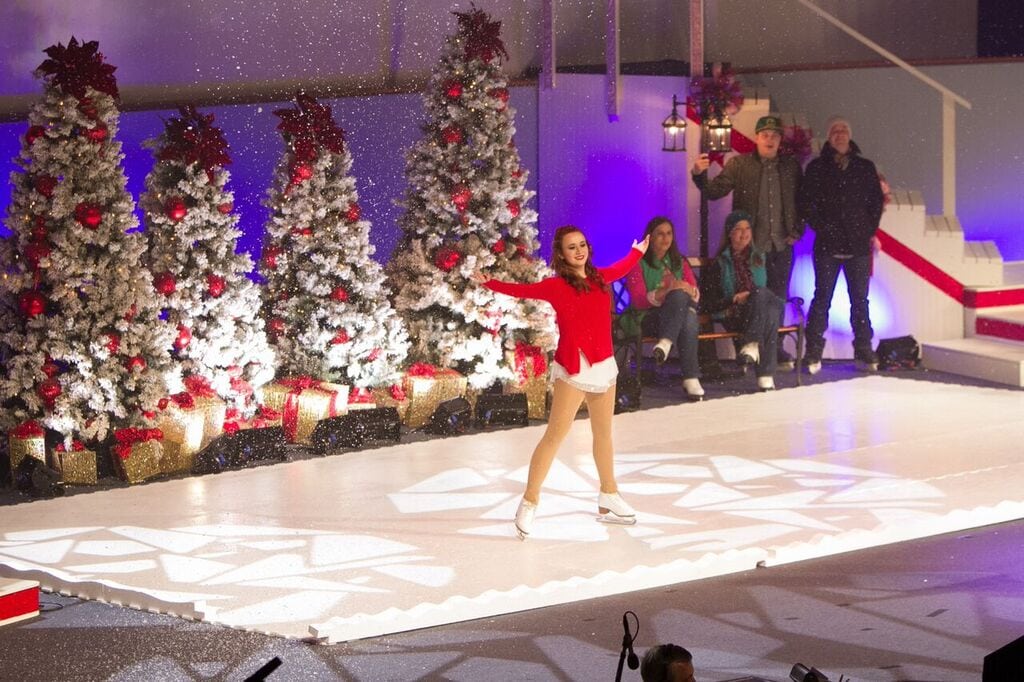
[{"xmin": 387, "ymin": 453, "xmax": 948, "ymax": 545}]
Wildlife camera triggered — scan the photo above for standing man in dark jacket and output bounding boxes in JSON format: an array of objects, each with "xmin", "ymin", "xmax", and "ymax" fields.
[
  {"xmin": 799, "ymin": 116, "xmax": 884, "ymax": 373},
  {"xmin": 692, "ymin": 115, "xmax": 803, "ymax": 368}
]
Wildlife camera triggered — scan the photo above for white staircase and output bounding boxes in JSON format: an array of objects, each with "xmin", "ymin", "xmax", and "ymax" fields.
[{"xmin": 879, "ymin": 191, "xmax": 1024, "ymax": 387}]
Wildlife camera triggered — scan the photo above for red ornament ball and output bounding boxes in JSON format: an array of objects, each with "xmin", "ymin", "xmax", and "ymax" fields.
[
  {"xmin": 492, "ymin": 239, "xmax": 507, "ymax": 254},
  {"xmin": 38, "ymin": 378, "xmax": 62, "ymax": 406},
  {"xmin": 206, "ymin": 273, "xmax": 226, "ymax": 298},
  {"xmin": 489, "ymin": 87, "xmax": 509, "ymax": 104},
  {"xmin": 74, "ymin": 202, "xmax": 103, "ymax": 229},
  {"xmin": 451, "ymin": 185, "xmax": 472, "ymax": 213},
  {"xmin": 85, "ymin": 123, "xmax": 108, "ymax": 143},
  {"xmin": 24, "ymin": 241, "xmax": 51, "ymax": 267},
  {"xmin": 506, "ymin": 199, "xmax": 521, "ymax": 218},
  {"xmin": 174, "ymin": 325, "xmax": 192, "ymax": 350},
  {"xmin": 35, "ymin": 175, "xmax": 57, "ymax": 198},
  {"xmin": 512, "ymin": 168, "xmax": 524, "ymax": 178},
  {"xmin": 262, "ymin": 245, "xmax": 282, "ymax": 270},
  {"xmin": 165, "ymin": 197, "xmax": 187, "ymax": 222},
  {"xmin": 515, "ymin": 240, "xmax": 528, "ymax": 257},
  {"xmin": 441, "ymin": 125, "xmax": 464, "ymax": 145},
  {"xmin": 444, "ymin": 80, "xmax": 464, "ymax": 99},
  {"xmin": 344, "ymin": 202, "xmax": 361, "ymax": 223},
  {"xmin": 330, "ymin": 286, "xmax": 349, "ymax": 302},
  {"xmin": 293, "ymin": 163, "xmax": 313, "ymax": 182},
  {"xmin": 32, "ymin": 216, "xmax": 48, "ymax": 240},
  {"xmin": 105, "ymin": 332, "xmax": 121, "ymax": 354},
  {"xmin": 19, "ymin": 290, "xmax": 46, "ymax": 317},
  {"xmin": 153, "ymin": 271, "xmax": 177, "ymax": 296},
  {"xmin": 26, "ymin": 126, "xmax": 46, "ymax": 145},
  {"xmin": 433, "ymin": 246, "xmax": 462, "ymax": 272},
  {"xmin": 126, "ymin": 356, "xmax": 147, "ymax": 372},
  {"xmin": 217, "ymin": 202, "xmax": 233, "ymax": 214},
  {"xmin": 330, "ymin": 329, "xmax": 350, "ymax": 345},
  {"xmin": 268, "ymin": 317, "xmax": 286, "ymax": 336}
]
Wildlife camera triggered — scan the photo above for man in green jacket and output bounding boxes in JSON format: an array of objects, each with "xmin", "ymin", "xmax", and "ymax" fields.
[{"xmin": 692, "ymin": 115, "xmax": 803, "ymax": 368}]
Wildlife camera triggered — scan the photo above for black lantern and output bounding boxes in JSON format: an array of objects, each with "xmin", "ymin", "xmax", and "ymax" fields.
[
  {"xmin": 702, "ymin": 114, "xmax": 732, "ymax": 153},
  {"xmin": 661, "ymin": 95, "xmax": 687, "ymax": 152}
]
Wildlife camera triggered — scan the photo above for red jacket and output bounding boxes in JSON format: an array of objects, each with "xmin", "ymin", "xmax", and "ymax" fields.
[{"xmin": 485, "ymin": 247, "xmax": 642, "ymax": 374}]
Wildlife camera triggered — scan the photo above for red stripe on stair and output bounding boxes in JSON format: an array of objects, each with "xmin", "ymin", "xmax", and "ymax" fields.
[
  {"xmin": 876, "ymin": 230, "xmax": 965, "ymax": 304},
  {"xmin": 976, "ymin": 317, "xmax": 1024, "ymax": 342}
]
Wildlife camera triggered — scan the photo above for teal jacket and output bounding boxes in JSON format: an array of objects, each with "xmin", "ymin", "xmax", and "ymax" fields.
[{"xmin": 700, "ymin": 246, "xmax": 768, "ymax": 321}]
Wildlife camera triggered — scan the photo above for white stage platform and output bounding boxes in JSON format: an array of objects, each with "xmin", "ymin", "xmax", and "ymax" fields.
[{"xmin": 1, "ymin": 376, "xmax": 1022, "ymax": 644}]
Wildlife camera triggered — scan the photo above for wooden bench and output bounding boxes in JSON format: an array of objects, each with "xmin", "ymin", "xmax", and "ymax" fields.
[{"xmin": 612, "ymin": 258, "xmax": 806, "ymax": 385}]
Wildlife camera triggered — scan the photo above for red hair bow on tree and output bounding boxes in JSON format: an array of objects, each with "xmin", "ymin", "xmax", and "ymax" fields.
[
  {"xmin": 36, "ymin": 36, "xmax": 119, "ymax": 100},
  {"xmin": 158, "ymin": 105, "xmax": 232, "ymax": 172},
  {"xmin": 454, "ymin": 6, "xmax": 508, "ymax": 64},
  {"xmin": 273, "ymin": 93, "xmax": 346, "ymax": 164}
]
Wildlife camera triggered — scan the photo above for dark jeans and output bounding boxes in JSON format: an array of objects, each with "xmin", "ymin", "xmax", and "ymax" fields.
[
  {"xmin": 766, "ymin": 244, "xmax": 794, "ymax": 304},
  {"xmin": 641, "ymin": 289, "xmax": 700, "ymax": 379},
  {"xmin": 723, "ymin": 287, "xmax": 784, "ymax": 377},
  {"xmin": 806, "ymin": 252, "xmax": 873, "ymax": 357}
]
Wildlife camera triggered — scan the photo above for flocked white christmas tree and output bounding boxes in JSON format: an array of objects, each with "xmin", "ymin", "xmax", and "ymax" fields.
[
  {"xmin": 0, "ymin": 38, "xmax": 172, "ymax": 442},
  {"xmin": 387, "ymin": 6, "xmax": 555, "ymax": 390},
  {"xmin": 141, "ymin": 106, "xmax": 275, "ymax": 415},
  {"xmin": 261, "ymin": 93, "xmax": 408, "ymax": 388}
]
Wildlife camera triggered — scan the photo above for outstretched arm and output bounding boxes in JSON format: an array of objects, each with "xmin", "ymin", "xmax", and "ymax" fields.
[
  {"xmin": 477, "ymin": 276, "xmax": 558, "ymax": 302},
  {"xmin": 599, "ymin": 236, "xmax": 649, "ymax": 282}
]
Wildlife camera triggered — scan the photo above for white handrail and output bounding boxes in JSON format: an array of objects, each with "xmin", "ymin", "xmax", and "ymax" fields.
[{"xmin": 795, "ymin": 0, "xmax": 971, "ymax": 216}]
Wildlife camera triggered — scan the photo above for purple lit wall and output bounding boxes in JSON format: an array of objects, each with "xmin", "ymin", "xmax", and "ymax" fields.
[{"xmin": 1, "ymin": 87, "xmax": 539, "ymax": 264}]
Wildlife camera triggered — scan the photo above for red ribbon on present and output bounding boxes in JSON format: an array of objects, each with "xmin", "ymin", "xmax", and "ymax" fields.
[
  {"xmin": 113, "ymin": 428, "xmax": 163, "ymax": 460},
  {"xmin": 169, "ymin": 392, "xmax": 195, "ymax": 410},
  {"xmin": 348, "ymin": 387, "xmax": 373, "ymax": 404},
  {"xmin": 406, "ymin": 362, "xmax": 438, "ymax": 378},
  {"xmin": 222, "ymin": 420, "xmax": 241, "ymax": 434},
  {"xmin": 276, "ymin": 377, "xmax": 343, "ymax": 441},
  {"xmin": 389, "ymin": 384, "xmax": 407, "ymax": 401},
  {"xmin": 513, "ymin": 343, "xmax": 547, "ymax": 381},
  {"xmin": 183, "ymin": 375, "xmax": 216, "ymax": 398},
  {"xmin": 12, "ymin": 421, "xmax": 45, "ymax": 438},
  {"xmin": 55, "ymin": 440, "xmax": 85, "ymax": 453}
]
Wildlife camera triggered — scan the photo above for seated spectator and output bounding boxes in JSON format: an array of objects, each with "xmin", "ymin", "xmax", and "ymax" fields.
[
  {"xmin": 623, "ymin": 216, "xmax": 704, "ymax": 401},
  {"xmin": 641, "ymin": 643, "xmax": 695, "ymax": 682},
  {"xmin": 700, "ymin": 210, "xmax": 786, "ymax": 391}
]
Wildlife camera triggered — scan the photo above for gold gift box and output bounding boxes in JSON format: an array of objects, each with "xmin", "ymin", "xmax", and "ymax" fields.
[
  {"xmin": 195, "ymin": 396, "xmax": 227, "ymax": 443},
  {"xmin": 56, "ymin": 449, "xmax": 98, "ymax": 485},
  {"xmin": 372, "ymin": 387, "xmax": 410, "ymax": 423},
  {"xmin": 504, "ymin": 351, "xmax": 550, "ymax": 420},
  {"xmin": 116, "ymin": 440, "xmax": 162, "ymax": 484},
  {"xmin": 260, "ymin": 379, "xmax": 349, "ymax": 443},
  {"xmin": 403, "ymin": 370, "xmax": 467, "ymax": 429},
  {"xmin": 158, "ymin": 440, "xmax": 195, "ymax": 475},
  {"xmin": 157, "ymin": 404, "xmax": 206, "ymax": 461},
  {"xmin": 9, "ymin": 435, "xmax": 46, "ymax": 471}
]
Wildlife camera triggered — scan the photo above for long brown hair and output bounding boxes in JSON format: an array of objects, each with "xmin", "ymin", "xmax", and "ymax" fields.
[
  {"xmin": 641, "ymin": 216, "xmax": 683, "ymax": 271},
  {"xmin": 551, "ymin": 225, "xmax": 605, "ymax": 293}
]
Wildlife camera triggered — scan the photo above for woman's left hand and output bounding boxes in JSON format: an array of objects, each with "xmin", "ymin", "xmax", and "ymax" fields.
[{"xmin": 632, "ymin": 234, "xmax": 651, "ymax": 254}]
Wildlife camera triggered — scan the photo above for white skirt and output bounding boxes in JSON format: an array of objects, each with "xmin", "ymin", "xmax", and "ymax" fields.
[{"xmin": 550, "ymin": 351, "xmax": 618, "ymax": 393}]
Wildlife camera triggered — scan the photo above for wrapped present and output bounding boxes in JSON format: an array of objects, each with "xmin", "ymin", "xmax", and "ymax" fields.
[
  {"xmin": 54, "ymin": 440, "xmax": 98, "ymax": 485},
  {"xmin": 372, "ymin": 383, "xmax": 410, "ymax": 423},
  {"xmin": 260, "ymin": 376, "xmax": 348, "ymax": 443},
  {"xmin": 183, "ymin": 375, "xmax": 227, "ymax": 442},
  {"xmin": 8, "ymin": 421, "xmax": 46, "ymax": 472},
  {"xmin": 156, "ymin": 392, "xmax": 206, "ymax": 469},
  {"xmin": 504, "ymin": 344, "xmax": 550, "ymax": 420},
  {"xmin": 112, "ymin": 428, "xmax": 163, "ymax": 484},
  {"xmin": 403, "ymin": 363, "xmax": 468, "ymax": 429}
]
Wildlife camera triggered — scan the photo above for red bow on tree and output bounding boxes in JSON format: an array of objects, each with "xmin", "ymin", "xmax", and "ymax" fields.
[
  {"xmin": 37, "ymin": 37, "xmax": 119, "ymax": 100},
  {"xmin": 454, "ymin": 6, "xmax": 508, "ymax": 63},
  {"xmin": 158, "ymin": 105, "xmax": 232, "ymax": 172},
  {"xmin": 273, "ymin": 93, "xmax": 346, "ymax": 165}
]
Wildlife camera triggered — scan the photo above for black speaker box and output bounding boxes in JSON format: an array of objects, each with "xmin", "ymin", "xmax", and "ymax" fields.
[
  {"xmin": 984, "ymin": 633, "xmax": 1024, "ymax": 682},
  {"xmin": 14, "ymin": 455, "xmax": 65, "ymax": 498},
  {"xmin": 614, "ymin": 373, "xmax": 642, "ymax": 413},
  {"xmin": 192, "ymin": 426, "xmax": 288, "ymax": 474},
  {"xmin": 311, "ymin": 407, "xmax": 402, "ymax": 453},
  {"xmin": 425, "ymin": 397, "xmax": 472, "ymax": 436},
  {"xmin": 474, "ymin": 393, "xmax": 528, "ymax": 428}
]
